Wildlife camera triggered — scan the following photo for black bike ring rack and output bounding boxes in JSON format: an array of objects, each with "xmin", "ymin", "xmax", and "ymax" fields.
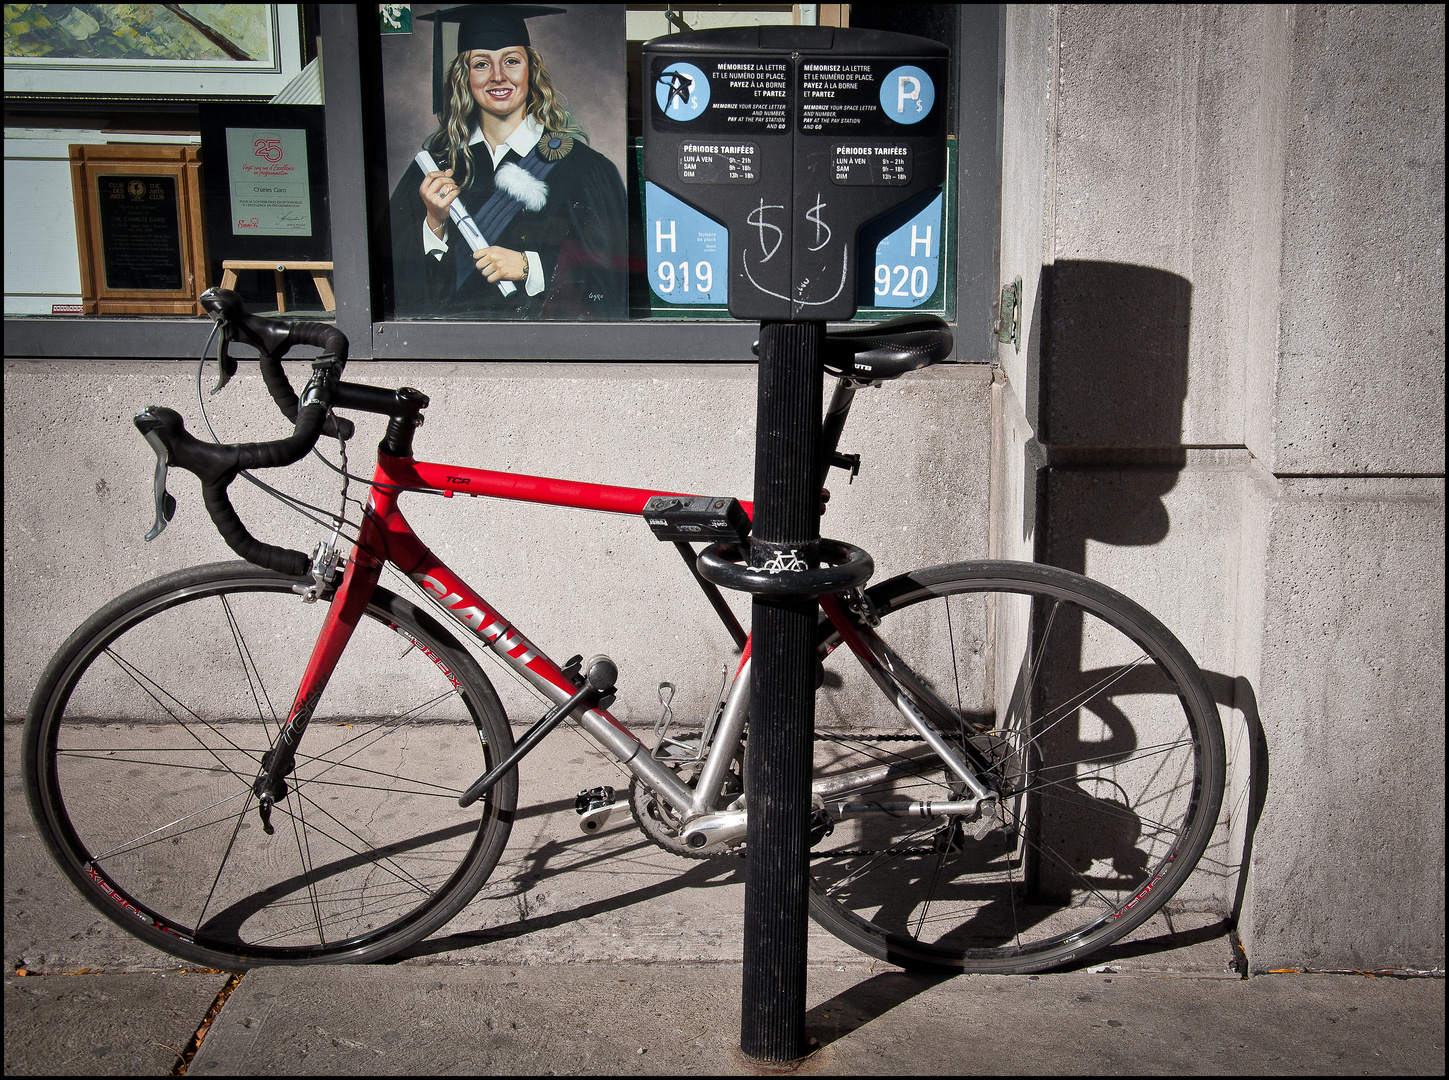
[{"xmin": 696, "ymin": 537, "xmax": 874, "ymax": 597}]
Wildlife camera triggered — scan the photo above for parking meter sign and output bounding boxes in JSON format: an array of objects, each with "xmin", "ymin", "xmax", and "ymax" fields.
[
  {"xmin": 798, "ymin": 56, "xmax": 946, "ymax": 137},
  {"xmin": 881, "ymin": 65, "xmax": 936, "ymax": 124},
  {"xmin": 643, "ymin": 28, "xmax": 948, "ymax": 321},
  {"xmin": 655, "ymin": 62, "xmax": 712, "ymax": 119},
  {"xmin": 647, "ymin": 180, "xmax": 945, "ymax": 313},
  {"xmin": 867, "ymin": 191, "xmax": 943, "ymax": 309}
]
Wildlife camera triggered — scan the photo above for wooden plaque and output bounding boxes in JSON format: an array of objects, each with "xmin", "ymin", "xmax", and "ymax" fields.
[{"xmin": 69, "ymin": 144, "xmax": 209, "ymax": 316}]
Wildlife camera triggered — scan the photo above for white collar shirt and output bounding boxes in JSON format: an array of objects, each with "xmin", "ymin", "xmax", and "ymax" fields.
[{"xmin": 470, "ymin": 115, "xmax": 545, "ymax": 169}]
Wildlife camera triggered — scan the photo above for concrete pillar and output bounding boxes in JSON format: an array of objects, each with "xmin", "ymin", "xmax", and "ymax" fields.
[{"xmin": 996, "ymin": 4, "xmax": 1444, "ymax": 972}]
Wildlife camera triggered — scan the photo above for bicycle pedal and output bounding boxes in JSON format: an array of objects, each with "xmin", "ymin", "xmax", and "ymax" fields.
[
  {"xmin": 574, "ymin": 785, "xmax": 615, "ymax": 813},
  {"xmin": 575, "ymin": 786, "xmax": 627, "ymax": 834}
]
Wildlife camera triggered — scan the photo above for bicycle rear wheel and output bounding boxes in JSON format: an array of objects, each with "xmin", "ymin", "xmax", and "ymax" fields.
[
  {"xmin": 809, "ymin": 560, "xmax": 1224, "ymax": 973},
  {"xmin": 23, "ymin": 561, "xmax": 515, "ymax": 970}
]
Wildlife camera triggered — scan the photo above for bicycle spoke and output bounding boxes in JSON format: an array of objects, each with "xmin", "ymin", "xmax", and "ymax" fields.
[
  {"xmin": 913, "ymin": 844, "xmax": 952, "ymax": 939},
  {"xmin": 55, "ymin": 749, "xmax": 260, "ymax": 773},
  {"xmin": 1025, "ymin": 784, "xmax": 1185, "ymax": 842},
  {"xmin": 943, "ymin": 594, "xmax": 964, "ymax": 719},
  {"xmin": 273, "ymin": 786, "xmax": 452, "ymax": 898},
  {"xmin": 193, "ymin": 786, "xmax": 259, "ymax": 937},
  {"xmin": 1024, "ymin": 736, "xmax": 1196, "ymax": 781},
  {"xmin": 291, "ymin": 693, "xmax": 463, "ymax": 791},
  {"xmin": 88, "ymin": 788, "xmax": 253, "ymax": 861},
  {"xmin": 218, "ymin": 593, "xmax": 282, "ymax": 734},
  {"xmin": 1024, "ymin": 598, "xmax": 1061, "ymax": 707},
  {"xmin": 285, "ymin": 771, "xmax": 464, "ymax": 800},
  {"xmin": 1015, "ymin": 654, "xmax": 1154, "ymax": 758},
  {"xmin": 1005, "ymin": 821, "xmax": 1024, "ymax": 953},
  {"xmin": 1004, "ymin": 803, "xmax": 1134, "ymax": 915},
  {"xmin": 284, "ymin": 779, "xmax": 328, "ymax": 947}
]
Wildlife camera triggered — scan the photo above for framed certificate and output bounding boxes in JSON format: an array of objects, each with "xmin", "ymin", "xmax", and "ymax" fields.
[{"xmin": 197, "ymin": 103, "xmax": 332, "ymax": 289}]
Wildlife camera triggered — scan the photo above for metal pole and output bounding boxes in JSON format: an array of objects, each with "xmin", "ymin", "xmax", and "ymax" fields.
[{"xmin": 740, "ymin": 320, "xmax": 824, "ymax": 1062}]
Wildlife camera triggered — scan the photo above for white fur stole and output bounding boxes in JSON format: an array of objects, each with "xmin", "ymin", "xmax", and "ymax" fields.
[{"xmin": 495, "ymin": 162, "xmax": 549, "ymax": 212}]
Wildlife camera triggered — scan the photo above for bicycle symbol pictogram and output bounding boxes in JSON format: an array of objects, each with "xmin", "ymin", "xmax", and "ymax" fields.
[{"xmin": 756, "ymin": 548, "xmax": 808, "ymax": 574}]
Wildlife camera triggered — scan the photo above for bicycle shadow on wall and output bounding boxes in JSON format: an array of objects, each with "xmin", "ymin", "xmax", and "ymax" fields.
[{"xmin": 1026, "ymin": 259, "xmax": 1268, "ymax": 965}]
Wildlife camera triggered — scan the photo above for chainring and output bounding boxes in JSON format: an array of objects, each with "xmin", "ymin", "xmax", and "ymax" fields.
[{"xmin": 628, "ymin": 737, "xmax": 743, "ymax": 859}]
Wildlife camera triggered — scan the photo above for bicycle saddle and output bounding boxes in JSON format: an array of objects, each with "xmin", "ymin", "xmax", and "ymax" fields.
[
  {"xmin": 755, "ymin": 314, "xmax": 954, "ymax": 381},
  {"xmin": 822, "ymin": 313, "xmax": 954, "ymax": 381}
]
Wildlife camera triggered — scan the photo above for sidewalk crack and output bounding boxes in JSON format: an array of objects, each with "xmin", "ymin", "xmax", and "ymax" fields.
[{"xmin": 173, "ymin": 972, "xmax": 244, "ymax": 1076}]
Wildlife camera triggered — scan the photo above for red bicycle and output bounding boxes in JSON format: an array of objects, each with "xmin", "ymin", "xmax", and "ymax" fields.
[{"xmin": 24, "ymin": 290, "xmax": 1224, "ymax": 973}]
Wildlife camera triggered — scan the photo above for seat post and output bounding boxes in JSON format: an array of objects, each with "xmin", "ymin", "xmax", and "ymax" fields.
[{"xmin": 819, "ymin": 376, "xmax": 860, "ymax": 489}]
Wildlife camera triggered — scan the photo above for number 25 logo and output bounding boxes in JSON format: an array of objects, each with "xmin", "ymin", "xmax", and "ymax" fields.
[{"xmin": 254, "ymin": 138, "xmax": 283, "ymax": 162}]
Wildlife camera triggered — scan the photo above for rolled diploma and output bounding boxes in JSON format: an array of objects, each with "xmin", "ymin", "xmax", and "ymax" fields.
[{"xmin": 414, "ymin": 151, "xmax": 517, "ymax": 297}]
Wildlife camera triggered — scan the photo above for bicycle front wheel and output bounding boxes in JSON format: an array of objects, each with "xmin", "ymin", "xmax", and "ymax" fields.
[
  {"xmin": 809, "ymin": 560, "xmax": 1225, "ymax": 973},
  {"xmin": 23, "ymin": 561, "xmax": 516, "ymax": 970}
]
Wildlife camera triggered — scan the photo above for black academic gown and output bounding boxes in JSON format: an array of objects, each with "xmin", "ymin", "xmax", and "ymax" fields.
[{"xmin": 389, "ymin": 134, "xmax": 628, "ymax": 320}]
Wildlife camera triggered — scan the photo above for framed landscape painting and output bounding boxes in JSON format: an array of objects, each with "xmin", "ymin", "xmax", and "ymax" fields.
[{"xmin": 4, "ymin": 4, "xmax": 304, "ymax": 99}]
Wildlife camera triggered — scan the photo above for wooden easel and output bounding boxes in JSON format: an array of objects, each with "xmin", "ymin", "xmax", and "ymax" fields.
[{"xmin": 219, "ymin": 260, "xmax": 335, "ymax": 313}]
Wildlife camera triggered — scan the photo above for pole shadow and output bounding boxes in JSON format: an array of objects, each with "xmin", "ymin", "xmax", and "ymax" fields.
[{"xmin": 805, "ymin": 970, "xmax": 955, "ymax": 1049}]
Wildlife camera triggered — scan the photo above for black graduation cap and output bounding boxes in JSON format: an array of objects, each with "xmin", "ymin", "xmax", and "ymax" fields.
[{"xmin": 419, "ymin": 4, "xmax": 566, "ymax": 115}]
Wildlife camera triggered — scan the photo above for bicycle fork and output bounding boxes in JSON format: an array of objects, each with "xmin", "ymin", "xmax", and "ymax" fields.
[{"xmin": 253, "ymin": 549, "xmax": 382, "ymax": 833}]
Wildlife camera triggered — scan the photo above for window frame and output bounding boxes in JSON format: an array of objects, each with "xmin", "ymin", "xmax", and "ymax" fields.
[{"xmin": 4, "ymin": 5, "xmax": 1002, "ymax": 363}]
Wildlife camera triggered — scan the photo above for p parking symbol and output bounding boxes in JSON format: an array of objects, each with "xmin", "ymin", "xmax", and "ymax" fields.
[{"xmin": 881, "ymin": 66, "xmax": 935, "ymax": 125}]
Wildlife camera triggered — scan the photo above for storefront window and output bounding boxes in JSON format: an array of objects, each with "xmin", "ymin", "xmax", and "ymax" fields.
[
  {"xmin": 6, "ymin": 4, "xmax": 991, "ymax": 361},
  {"xmin": 4, "ymin": 4, "xmax": 324, "ymax": 318}
]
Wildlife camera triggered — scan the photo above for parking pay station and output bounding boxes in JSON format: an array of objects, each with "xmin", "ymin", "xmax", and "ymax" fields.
[
  {"xmin": 643, "ymin": 26, "xmax": 950, "ymax": 1063},
  {"xmin": 644, "ymin": 26, "xmax": 947, "ymax": 321}
]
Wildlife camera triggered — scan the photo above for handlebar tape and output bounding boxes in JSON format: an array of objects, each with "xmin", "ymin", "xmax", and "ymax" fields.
[
  {"xmin": 139, "ymin": 398, "xmax": 330, "ymax": 579},
  {"xmin": 202, "ymin": 288, "xmax": 354, "ymax": 440},
  {"xmin": 201, "ymin": 479, "xmax": 311, "ymax": 577}
]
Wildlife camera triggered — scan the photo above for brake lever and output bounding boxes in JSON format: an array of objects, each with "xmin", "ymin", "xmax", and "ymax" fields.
[
  {"xmin": 136, "ymin": 414, "xmax": 177, "ymax": 541},
  {"xmin": 212, "ymin": 334, "xmax": 238, "ymax": 396}
]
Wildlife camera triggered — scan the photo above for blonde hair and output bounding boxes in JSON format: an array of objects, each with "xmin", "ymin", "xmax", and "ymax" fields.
[{"xmin": 424, "ymin": 47, "xmax": 588, "ymax": 187}]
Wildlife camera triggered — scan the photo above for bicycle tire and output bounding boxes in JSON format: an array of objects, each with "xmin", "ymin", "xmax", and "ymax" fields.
[
  {"xmin": 23, "ymin": 561, "xmax": 516, "ymax": 970},
  {"xmin": 808, "ymin": 560, "xmax": 1225, "ymax": 973}
]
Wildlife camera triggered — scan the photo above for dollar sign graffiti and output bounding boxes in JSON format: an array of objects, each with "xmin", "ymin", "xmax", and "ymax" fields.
[
  {"xmin": 805, "ymin": 195, "xmax": 832, "ymax": 252},
  {"xmin": 748, "ymin": 200, "xmax": 784, "ymax": 262}
]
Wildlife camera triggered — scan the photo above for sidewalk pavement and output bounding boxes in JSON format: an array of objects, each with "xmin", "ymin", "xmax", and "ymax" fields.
[{"xmin": 6, "ymin": 721, "xmax": 1444, "ymax": 1075}]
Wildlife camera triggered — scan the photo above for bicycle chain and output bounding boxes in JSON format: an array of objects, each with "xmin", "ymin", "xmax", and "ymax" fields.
[
  {"xmin": 632, "ymin": 732, "xmax": 939, "ymax": 860},
  {"xmin": 814, "ymin": 731, "xmax": 924, "ymax": 742}
]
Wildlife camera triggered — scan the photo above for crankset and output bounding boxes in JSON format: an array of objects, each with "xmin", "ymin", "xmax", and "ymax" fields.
[{"xmin": 629, "ymin": 733, "xmax": 743, "ymax": 859}]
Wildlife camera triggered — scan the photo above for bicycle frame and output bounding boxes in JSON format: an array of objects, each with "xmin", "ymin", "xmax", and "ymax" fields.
[{"xmin": 269, "ymin": 429, "xmax": 992, "ymax": 839}]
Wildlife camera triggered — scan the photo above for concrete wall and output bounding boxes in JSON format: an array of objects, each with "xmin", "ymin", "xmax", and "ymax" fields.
[
  {"xmin": 998, "ymin": 4, "xmax": 1445, "ymax": 971},
  {"xmin": 5, "ymin": 3, "xmax": 1442, "ymax": 976},
  {"xmin": 3, "ymin": 360, "xmax": 993, "ymax": 732}
]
